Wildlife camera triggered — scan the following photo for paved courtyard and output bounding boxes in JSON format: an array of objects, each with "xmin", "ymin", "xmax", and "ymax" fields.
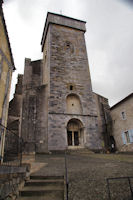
[{"xmin": 24, "ymin": 153, "xmax": 133, "ymax": 200}]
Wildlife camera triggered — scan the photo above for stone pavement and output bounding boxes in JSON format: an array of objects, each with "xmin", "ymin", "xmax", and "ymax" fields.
[{"xmin": 22, "ymin": 153, "xmax": 133, "ymax": 200}]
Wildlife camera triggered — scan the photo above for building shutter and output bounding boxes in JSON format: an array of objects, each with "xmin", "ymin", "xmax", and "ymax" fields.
[
  {"xmin": 122, "ymin": 132, "xmax": 126, "ymax": 144},
  {"xmin": 129, "ymin": 129, "xmax": 133, "ymax": 143}
]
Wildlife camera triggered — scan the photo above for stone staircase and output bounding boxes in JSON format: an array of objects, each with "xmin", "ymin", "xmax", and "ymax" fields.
[{"xmin": 18, "ymin": 175, "xmax": 64, "ymax": 200}]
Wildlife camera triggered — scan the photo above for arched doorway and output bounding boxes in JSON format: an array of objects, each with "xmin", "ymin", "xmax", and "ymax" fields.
[
  {"xmin": 110, "ymin": 136, "xmax": 116, "ymax": 152},
  {"xmin": 67, "ymin": 119, "xmax": 84, "ymax": 147}
]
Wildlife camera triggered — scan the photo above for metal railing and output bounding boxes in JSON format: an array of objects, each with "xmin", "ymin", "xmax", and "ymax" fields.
[
  {"xmin": 65, "ymin": 150, "xmax": 69, "ymax": 200},
  {"xmin": 107, "ymin": 177, "xmax": 133, "ymax": 200},
  {"xmin": 0, "ymin": 123, "xmax": 24, "ymax": 166}
]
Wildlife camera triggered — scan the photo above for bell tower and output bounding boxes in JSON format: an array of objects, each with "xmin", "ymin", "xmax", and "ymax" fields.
[{"xmin": 41, "ymin": 12, "xmax": 101, "ymax": 151}]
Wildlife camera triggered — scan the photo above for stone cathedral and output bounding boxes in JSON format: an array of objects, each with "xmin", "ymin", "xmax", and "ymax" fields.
[{"xmin": 8, "ymin": 12, "xmax": 112, "ymax": 153}]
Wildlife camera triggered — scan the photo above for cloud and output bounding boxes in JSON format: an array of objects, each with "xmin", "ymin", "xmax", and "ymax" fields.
[
  {"xmin": 4, "ymin": 0, "xmax": 15, "ymax": 3},
  {"xmin": 120, "ymin": 0, "xmax": 133, "ymax": 6},
  {"xmin": 79, "ymin": 0, "xmax": 133, "ymax": 105}
]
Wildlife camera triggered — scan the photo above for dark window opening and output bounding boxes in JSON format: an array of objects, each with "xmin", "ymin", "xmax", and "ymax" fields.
[
  {"xmin": 66, "ymin": 41, "xmax": 70, "ymax": 48},
  {"xmin": 121, "ymin": 111, "xmax": 126, "ymax": 120},
  {"xmin": 32, "ymin": 61, "xmax": 41, "ymax": 75},
  {"xmin": 125, "ymin": 131, "xmax": 130, "ymax": 143},
  {"xmin": 74, "ymin": 131, "xmax": 79, "ymax": 146},
  {"xmin": 70, "ymin": 85, "xmax": 73, "ymax": 90},
  {"xmin": 67, "ymin": 131, "xmax": 72, "ymax": 146}
]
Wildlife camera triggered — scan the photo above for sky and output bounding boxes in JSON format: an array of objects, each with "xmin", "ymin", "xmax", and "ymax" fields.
[{"xmin": 2, "ymin": 0, "xmax": 133, "ymax": 106}]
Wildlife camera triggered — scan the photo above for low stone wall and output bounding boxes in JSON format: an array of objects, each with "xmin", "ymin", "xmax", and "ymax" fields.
[
  {"xmin": 0, "ymin": 164, "xmax": 30, "ymax": 199},
  {"xmin": 120, "ymin": 143, "xmax": 133, "ymax": 152}
]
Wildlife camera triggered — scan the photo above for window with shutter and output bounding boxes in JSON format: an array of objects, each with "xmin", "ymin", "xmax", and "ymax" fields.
[
  {"xmin": 121, "ymin": 111, "xmax": 126, "ymax": 120},
  {"xmin": 122, "ymin": 132, "xmax": 126, "ymax": 144},
  {"xmin": 129, "ymin": 129, "xmax": 133, "ymax": 143}
]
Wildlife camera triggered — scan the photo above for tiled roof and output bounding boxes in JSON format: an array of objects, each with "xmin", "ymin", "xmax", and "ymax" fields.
[{"xmin": 110, "ymin": 93, "xmax": 133, "ymax": 110}]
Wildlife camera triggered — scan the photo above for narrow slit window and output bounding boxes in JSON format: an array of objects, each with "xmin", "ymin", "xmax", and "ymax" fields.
[
  {"xmin": 70, "ymin": 85, "xmax": 73, "ymax": 90},
  {"xmin": 125, "ymin": 131, "xmax": 130, "ymax": 143},
  {"xmin": 121, "ymin": 111, "xmax": 126, "ymax": 120}
]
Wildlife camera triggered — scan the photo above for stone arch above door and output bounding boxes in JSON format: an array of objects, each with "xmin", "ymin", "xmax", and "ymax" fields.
[{"xmin": 66, "ymin": 94, "xmax": 82, "ymax": 114}]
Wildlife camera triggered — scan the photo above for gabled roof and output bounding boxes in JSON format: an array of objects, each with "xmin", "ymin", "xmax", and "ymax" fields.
[
  {"xmin": 0, "ymin": 1, "xmax": 15, "ymax": 70},
  {"xmin": 110, "ymin": 93, "xmax": 133, "ymax": 110}
]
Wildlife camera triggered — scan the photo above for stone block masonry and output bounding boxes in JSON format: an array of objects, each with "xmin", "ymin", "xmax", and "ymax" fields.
[{"xmin": 19, "ymin": 12, "xmax": 111, "ymax": 153}]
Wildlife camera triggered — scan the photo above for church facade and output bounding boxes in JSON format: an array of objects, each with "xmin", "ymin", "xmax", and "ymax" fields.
[{"xmin": 16, "ymin": 13, "xmax": 111, "ymax": 153}]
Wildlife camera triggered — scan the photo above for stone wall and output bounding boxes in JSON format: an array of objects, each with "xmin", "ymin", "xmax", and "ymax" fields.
[
  {"xmin": 43, "ymin": 14, "xmax": 100, "ymax": 151},
  {"xmin": 0, "ymin": 7, "xmax": 14, "ymax": 126},
  {"xmin": 0, "ymin": 164, "xmax": 30, "ymax": 199},
  {"xmin": 93, "ymin": 93, "xmax": 112, "ymax": 150},
  {"xmin": 20, "ymin": 59, "xmax": 48, "ymax": 153},
  {"xmin": 0, "ymin": 4, "xmax": 15, "ymax": 160},
  {"xmin": 48, "ymin": 114, "xmax": 100, "ymax": 150},
  {"xmin": 7, "ymin": 74, "xmax": 23, "ymax": 135}
]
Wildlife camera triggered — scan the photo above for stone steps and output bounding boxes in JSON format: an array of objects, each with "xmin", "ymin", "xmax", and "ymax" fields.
[
  {"xmin": 18, "ymin": 197, "xmax": 46, "ymax": 200},
  {"xmin": 25, "ymin": 179, "xmax": 64, "ymax": 187},
  {"xmin": 18, "ymin": 175, "xmax": 64, "ymax": 200},
  {"xmin": 30, "ymin": 175, "xmax": 64, "ymax": 180},
  {"xmin": 66, "ymin": 147, "xmax": 94, "ymax": 154},
  {"xmin": 20, "ymin": 185, "xmax": 64, "ymax": 192}
]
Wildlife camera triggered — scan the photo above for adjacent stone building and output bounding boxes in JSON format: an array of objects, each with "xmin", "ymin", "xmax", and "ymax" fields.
[
  {"xmin": 93, "ymin": 93, "xmax": 114, "ymax": 151},
  {"xmin": 7, "ymin": 74, "xmax": 23, "ymax": 135},
  {"xmin": 17, "ymin": 12, "xmax": 112, "ymax": 154},
  {"xmin": 111, "ymin": 93, "xmax": 133, "ymax": 152},
  {"xmin": 0, "ymin": 1, "xmax": 15, "ymax": 160}
]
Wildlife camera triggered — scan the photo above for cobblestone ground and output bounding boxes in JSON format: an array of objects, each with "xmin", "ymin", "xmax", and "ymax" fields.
[{"xmin": 30, "ymin": 153, "xmax": 133, "ymax": 200}]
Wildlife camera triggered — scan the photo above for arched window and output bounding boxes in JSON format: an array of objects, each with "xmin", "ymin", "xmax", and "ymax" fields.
[{"xmin": 66, "ymin": 94, "xmax": 82, "ymax": 114}]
